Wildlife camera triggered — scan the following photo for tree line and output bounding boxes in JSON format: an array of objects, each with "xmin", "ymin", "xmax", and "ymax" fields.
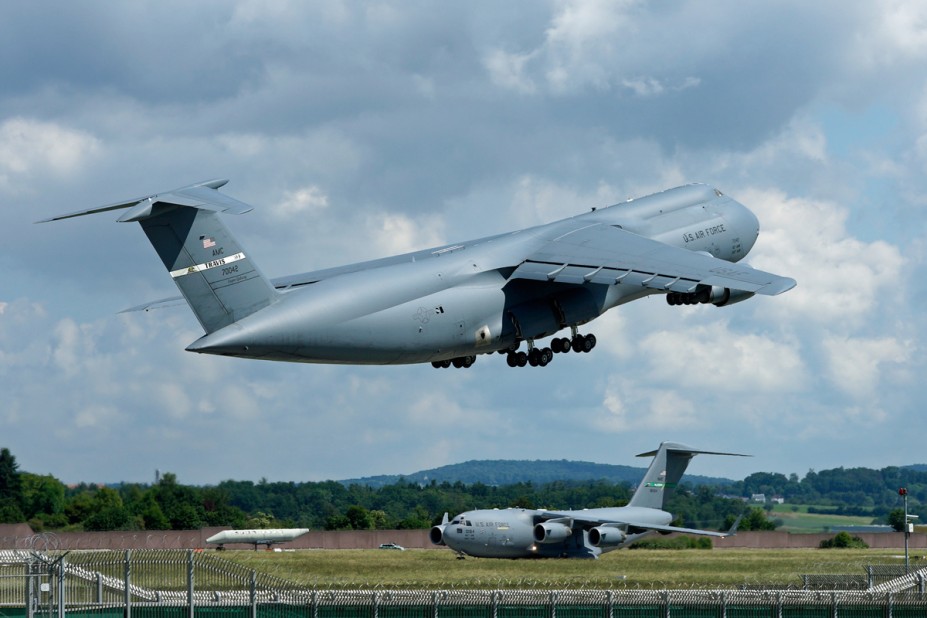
[{"xmin": 0, "ymin": 447, "xmax": 920, "ymax": 533}]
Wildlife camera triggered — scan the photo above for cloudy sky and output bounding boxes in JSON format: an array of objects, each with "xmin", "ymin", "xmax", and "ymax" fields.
[{"xmin": 2, "ymin": 1, "xmax": 925, "ymax": 486}]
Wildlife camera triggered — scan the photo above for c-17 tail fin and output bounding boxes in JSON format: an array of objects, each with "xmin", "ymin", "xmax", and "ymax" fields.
[
  {"xmin": 628, "ymin": 441, "xmax": 750, "ymax": 510},
  {"xmin": 37, "ymin": 180, "xmax": 279, "ymax": 334}
]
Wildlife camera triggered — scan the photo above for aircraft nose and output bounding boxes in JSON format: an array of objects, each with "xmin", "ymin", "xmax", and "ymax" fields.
[{"xmin": 726, "ymin": 198, "xmax": 760, "ymax": 257}]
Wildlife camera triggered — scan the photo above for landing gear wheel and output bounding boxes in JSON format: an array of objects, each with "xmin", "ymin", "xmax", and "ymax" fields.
[
  {"xmin": 583, "ymin": 334, "xmax": 596, "ymax": 352},
  {"xmin": 560, "ymin": 337, "xmax": 571, "ymax": 352},
  {"xmin": 452, "ymin": 357, "xmax": 464, "ymax": 368},
  {"xmin": 551, "ymin": 338, "xmax": 563, "ymax": 353},
  {"xmin": 441, "ymin": 360, "xmax": 451, "ymax": 368},
  {"xmin": 528, "ymin": 348, "xmax": 541, "ymax": 367},
  {"xmin": 539, "ymin": 348, "xmax": 552, "ymax": 366},
  {"xmin": 571, "ymin": 335, "xmax": 584, "ymax": 353},
  {"xmin": 506, "ymin": 353, "xmax": 517, "ymax": 367},
  {"xmin": 462, "ymin": 355, "xmax": 475, "ymax": 368},
  {"xmin": 516, "ymin": 351, "xmax": 528, "ymax": 367},
  {"xmin": 431, "ymin": 361, "xmax": 442, "ymax": 368}
]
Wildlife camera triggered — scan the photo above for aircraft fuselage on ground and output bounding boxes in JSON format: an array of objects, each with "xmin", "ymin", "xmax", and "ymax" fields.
[
  {"xmin": 429, "ymin": 442, "xmax": 746, "ymax": 558},
  {"xmin": 42, "ymin": 182, "xmax": 794, "ymax": 368}
]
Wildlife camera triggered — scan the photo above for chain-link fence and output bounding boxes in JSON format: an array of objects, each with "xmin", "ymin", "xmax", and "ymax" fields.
[{"xmin": 3, "ymin": 550, "xmax": 927, "ymax": 618}]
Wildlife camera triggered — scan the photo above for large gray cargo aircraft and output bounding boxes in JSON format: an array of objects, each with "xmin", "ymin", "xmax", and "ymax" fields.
[
  {"xmin": 40, "ymin": 180, "xmax": 795, "ymax": 368},
  {"xmin": 429, "ymin": 441, "xmax": 747, "ymax": 558}
]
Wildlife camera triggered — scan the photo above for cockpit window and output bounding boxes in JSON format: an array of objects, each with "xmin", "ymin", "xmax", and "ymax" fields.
[{"xmin": 465, "ymin": 520, "xmax": 472, "ymax": 526}]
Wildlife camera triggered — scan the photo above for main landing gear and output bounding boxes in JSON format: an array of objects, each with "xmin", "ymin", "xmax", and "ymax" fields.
[
  {"xmin": 431, "ymin": 355, "xmax": 476, "ymax": 369},
  {"xmin": 505, "ymin": 330, "xmax": 597, "ymax": 368}
]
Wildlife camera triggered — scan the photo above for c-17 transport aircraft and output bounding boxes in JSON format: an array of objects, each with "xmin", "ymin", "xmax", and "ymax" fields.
[
  {"xmin": 429, "ymin": 441, "xmax": 747, "ymax": 558},
  {"xmin": 40, "ymin": 180, "xmax": 795, "ymax": 368}
]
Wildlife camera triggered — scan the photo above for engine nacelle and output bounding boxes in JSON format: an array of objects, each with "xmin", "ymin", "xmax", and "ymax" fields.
[
  {"xmin": 588, "ymin": 525, "xmax": 627, "ymax": 548},
  {"xmin": 666, "ymin": 285, "xmax": 755, "ymax": 307},
  {"xmin": 708, "ymin": 286, "xmax": 755, "ymax": 307},
  {"xmin": 533, "ymin": 521, "xmax": 573, "ymax": 543},
  {"xmin": 429, "ymin": 525, "xmax": 446, "ymax": 546}
]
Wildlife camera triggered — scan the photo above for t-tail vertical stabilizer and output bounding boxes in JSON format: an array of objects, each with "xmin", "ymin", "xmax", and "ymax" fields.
[
  {"xmin": 628, "ymin": 442, "xmax": 749, "ymax": 510},
  {"xmin": 37, "ymin": 180, "xmax": 279, "ymax": 334}
]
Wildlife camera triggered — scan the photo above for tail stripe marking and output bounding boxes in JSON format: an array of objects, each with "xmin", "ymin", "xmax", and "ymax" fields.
[{"xmin": 169, "ymin": 252, "xmax": 246, "ymax": 279}]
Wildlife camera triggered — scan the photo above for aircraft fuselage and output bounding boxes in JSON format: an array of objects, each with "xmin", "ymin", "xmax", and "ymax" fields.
[{"xmin": 186, "ymin": 184, "xmax": 760, "ymax": 365}]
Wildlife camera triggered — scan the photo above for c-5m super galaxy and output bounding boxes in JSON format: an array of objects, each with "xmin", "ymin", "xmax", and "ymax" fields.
[
  {"xmin": 40, "ymin": 180, "xmax": 795, "ymax": 368},
  {"xmin": 429, "ymin": 442, "xmax": 747, "ymax": 559}
]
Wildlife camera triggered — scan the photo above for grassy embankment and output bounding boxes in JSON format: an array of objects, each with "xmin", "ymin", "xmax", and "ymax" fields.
[
  {"xmin": 221, "ymin": 547, "xmax": 914, "ymax": 590},
  {"xmin": 767, "ymin": 504, "xmax": 880, "ymax": 533}
]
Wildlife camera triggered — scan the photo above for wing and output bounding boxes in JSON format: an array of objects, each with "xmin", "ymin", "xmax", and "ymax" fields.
[
  {"xmin": 511, "ymin": 223, "xmax": 795, "ymax": 295},
  {"xmin": 539, "ymin": 510, "xmax": 741, "ymax": 538}
]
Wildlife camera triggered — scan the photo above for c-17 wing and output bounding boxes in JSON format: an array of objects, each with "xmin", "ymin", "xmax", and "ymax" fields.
[
  {"xmin": 511, "ymin": 223, "xmax": 795, "ymax": 296},
  {"xmin": 538, "ymin": 510, "xmax": 742, "ymax": 538}
]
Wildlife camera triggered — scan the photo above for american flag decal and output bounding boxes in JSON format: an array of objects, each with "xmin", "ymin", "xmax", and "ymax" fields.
[{"xmin": 201, "ymin": 236, "xmax": 216, "ymax": 248}]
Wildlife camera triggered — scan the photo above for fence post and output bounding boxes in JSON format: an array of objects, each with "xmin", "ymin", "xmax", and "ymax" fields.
[
  {"xmin": 549, "ymin": 591, "xmax": 558, "ymax": 618},
  {"xmin": 124, "ymin": 550, "xmax": 132, "ymax": 618},
  {"xmin": 250, "ymin": 569, "xmax": 257, "ymax": 618},
  {"xmin": 491, "ymin": 590, "xmax": 499, "ymax": 618},
  {"xmin": 606, "ymin": 590, "xmax": 614, "ymax": 618},
  {"xmin": 372, "ymin": 590, "xmax": 379, "ymax": 618},
  {"xmin": 96, "ymin": 572, "xmax": 103, "ymax": 604},
  {"xmin": 187, "ymin": 549, "xmax": 195, "ymax": 618},
  {"xmin": 886, "ymin": 592, "xmax": 892, "ymax": 618},
  {"xmin": 432, "ymin": 591, "xmax": 438, "ymax": 618},
  {"xmin": 25, "ymin": 553, "xmax": 34, "ymax": 618},
  {"xmin": 310, "ymin": 590, "xmax": 318, "ymax": 618},
  {"xmin": 57, "ymin": 555, "xmax": 65, "ymax": 618}
]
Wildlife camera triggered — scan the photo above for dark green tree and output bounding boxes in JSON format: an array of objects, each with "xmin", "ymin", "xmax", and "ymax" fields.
[
  {"xmin": 0, "ymin": 448, "xmax": 24, "ymax": 523},
  {"xmin": 887, "ymin": 508, "xmax": 907, "ymax": 532}
]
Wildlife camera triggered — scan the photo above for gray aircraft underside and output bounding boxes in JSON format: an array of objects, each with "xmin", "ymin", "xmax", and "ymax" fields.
[
  {"xmin": 40, "ymin": 181, "xmax": 795, "ymax": 367},
  {"xmin": 429, "ymin": 441, "xmax": 748, "ymax": 558}
]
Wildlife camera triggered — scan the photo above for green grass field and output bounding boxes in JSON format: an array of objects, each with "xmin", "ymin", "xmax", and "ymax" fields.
[
  {"xmin": 767, "ymin": 504, "xmax": 879, "ymax": 533},
  {"xmin": 219, "ymin": 547, "xmax": 917, "ymax": 590}
]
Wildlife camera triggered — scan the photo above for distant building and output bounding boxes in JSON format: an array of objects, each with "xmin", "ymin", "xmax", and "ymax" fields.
[
  {"xmin": 770, "ymin": 496, "xmax": 784, "ymax": 504},
  {"xmin": 751, "ymin": 493, "xmax": 766, "ymax": 503}
]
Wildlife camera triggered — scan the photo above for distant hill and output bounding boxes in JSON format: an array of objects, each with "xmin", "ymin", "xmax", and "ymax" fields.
[{"xmin": 339, "ymin": 459, "xmax": 734, "ymax": 488}]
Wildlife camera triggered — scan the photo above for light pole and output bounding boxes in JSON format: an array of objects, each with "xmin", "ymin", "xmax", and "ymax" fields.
[{"xmin": 900, "ymin": 487, "xmax": 909, "ymax": 573}]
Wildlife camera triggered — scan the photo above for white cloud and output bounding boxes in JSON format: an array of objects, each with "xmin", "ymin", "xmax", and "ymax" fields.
[
  {"xmin": 639, "ymin": 321, "xmax": 807, "ymax": 394},
  {"xmin": 365, "ymin": 211, "xmax": 445, "ymax": 255},
  {"xmin": 273, "ymin": 185, "xmax": 330, "ymax": 218},
  {"xmin": 598, "ymin": 378, "xmax": 698, "ymax": 432},
  {"xmin": 821, "ymin": 335, "xmax": 913, "ymax": 400},
  {"xmin": 484, "ymin": 49, "xmax": 538, "ymax": 95},
  {"xmin": 739, "ymin": 188, "xmax": 906, "ymax": 328},
  {"xmin": 0, "ymin": 118, "xmax": 100, "ymax": 187}
]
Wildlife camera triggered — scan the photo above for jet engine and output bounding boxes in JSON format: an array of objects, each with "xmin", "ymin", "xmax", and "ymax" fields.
[
  {"xmin": 429, "ymin": 525, "xmax": 446, "ymax": 546},
  {"xmin": 588, "ymin": 525, "xmax": 627, "ymax": 548},
  {"xmin": 666, "ymin": 284, "xmax": 755, "ymax": 307},
  {"xmin": 533, "ymin": 521, "xmax": 573, "ymax": 543}
]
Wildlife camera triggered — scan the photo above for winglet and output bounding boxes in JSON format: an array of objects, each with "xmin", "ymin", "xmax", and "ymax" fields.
[{"xmin": 723, "ymin": 514, "xmax": 744, "ymax": 537}]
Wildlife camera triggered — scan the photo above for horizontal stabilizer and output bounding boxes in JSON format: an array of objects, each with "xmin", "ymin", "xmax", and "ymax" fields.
[
  {"xmin": 636, "ymin": 442, "xmax": 751, "ymax": 458},
  {"xmin": 35, "ymin": 179, "xmax": 252, "ymax": 223}
]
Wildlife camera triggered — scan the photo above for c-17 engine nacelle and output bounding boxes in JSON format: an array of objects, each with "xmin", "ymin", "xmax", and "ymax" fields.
[
  {"xmin": 588, "ymin": 525, "xmax": 627, "ymax": 547},
  {"xmin": 533, "ymin": 521, "xmax": 573, "ymax": 543}
]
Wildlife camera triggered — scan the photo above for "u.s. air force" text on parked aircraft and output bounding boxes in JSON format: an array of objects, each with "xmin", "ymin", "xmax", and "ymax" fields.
[
  {"xmin": 40, "ymin": 181, "xmax": 795, "ymax": 368},
  {"xmin": 429, "ymin": 442, "xmax": 746, "ymax": 558}
]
